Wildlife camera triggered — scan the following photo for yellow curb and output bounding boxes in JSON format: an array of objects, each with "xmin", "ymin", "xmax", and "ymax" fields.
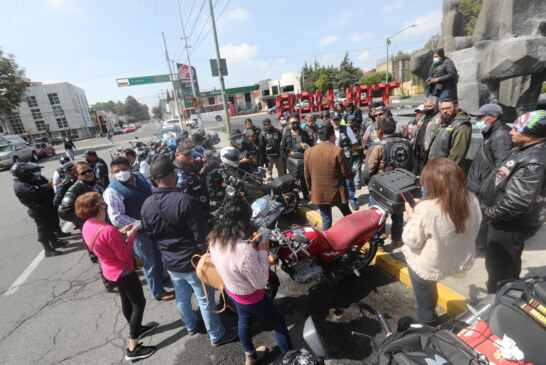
[
  {"xmin": 297, "ymin": 203, "xmax": 469, "ymax": 317},
  {"xmin": 373, "ymin": 252, "xmax": 468, "ymax": 317}
]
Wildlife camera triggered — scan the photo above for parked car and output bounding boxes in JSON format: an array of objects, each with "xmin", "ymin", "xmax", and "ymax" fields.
[
  {"xmin": 113, "ymin": 127, "xmax": 124, "ymax": 135},
  {"xmin": 51, "ymin": 137, "xmax": 64, "ymax": 145},
  {"xmin": 34, "ymin": 142, "xmax": 56, "ymax": 158},
  {"xmin": 0, "ymin": 136, "xmax": 39, "ymax": 169},
  {"xmin": 124, "ymin": 126, "xmax": 135, "ymax": 133},
  {"xmin": 267, "ymin": 105, "xmax": 278, "ymax": 115},
  {"xmin": 135, "ymin": 123, "xmax": 142, "ymax": 128}
]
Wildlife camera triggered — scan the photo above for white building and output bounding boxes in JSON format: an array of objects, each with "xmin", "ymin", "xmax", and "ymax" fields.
[
  {"xmin": 258, "ymin": 72, "xmax": 302, "ymax": 109},
  {"xmin": 1, "ymin": 82, "xmax": 96, "ymax": 140}
]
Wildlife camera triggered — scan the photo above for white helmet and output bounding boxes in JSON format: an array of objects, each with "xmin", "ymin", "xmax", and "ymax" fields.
[{"xmin": 220, "ymin": 146, "xmax": 240, "ymax": 168}]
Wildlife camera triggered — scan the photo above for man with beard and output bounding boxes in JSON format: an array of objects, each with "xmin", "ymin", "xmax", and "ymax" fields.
[
  {"xmin": 84, "ymin": 150, "xmax": 110, "ymax": 187},
  {"xmin": 427, "ymin": 97, "xmax": 471, "ymax": 167},
  {"xmin": 413, "ymin": 97, "xmax": 441, "ymax": 175}
]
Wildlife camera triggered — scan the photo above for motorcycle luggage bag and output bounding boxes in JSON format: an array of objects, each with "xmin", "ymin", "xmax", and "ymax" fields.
[
  {"xmin": 286, "ymin": 156, "xmax": 304, "ymax": 178},
  {"xmin": 376, "ymin": 326, "xmax": 482, "ymax": 365},
  {"xmin": 368, "ymin": 169, "xmax": 420, "ymax": 215}
]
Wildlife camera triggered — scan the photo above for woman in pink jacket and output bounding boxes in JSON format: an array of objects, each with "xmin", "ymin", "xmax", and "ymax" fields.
[
  {"xmin": 209, "ymin": 199, "xmax": 293, "ymax": 365},
  {"xmin": 75, "ymin": 192, "xmax": 158, "ymax": 362}
]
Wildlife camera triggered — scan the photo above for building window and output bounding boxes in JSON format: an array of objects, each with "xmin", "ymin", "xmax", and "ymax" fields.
[
  {"xmin": 48, "ymin": 93, "xmax": 60, "ymax": 105},
  {"xmin": 56, "ymin": 117, "xmax": 68, "ymax": 129},
  {"xmin": 272, "ymin": 86, "xmax": 279, "ymax": 95},
  {"xmin": 52, "ymin": 105, "xmax": 64, "ymax": 118},
  {"xmin": 262, "ymin": 89, "xmax": 271, "ymax": 97},
  {"xmin": 27, "ymin": 96, "xmax": 38, "ymax": 108},
  {"xmin": 31, "ymin": 108, "xmax": 43, "ymax": 120},
  {"xmin": 35, "ymin": 120, "xmax": 46, "ymax": 131},
  {"xmin": 8, "ymin": 112, "xmax": 25, "ymax": 134},
  {"xmin": 282, "ymin": 85, "xmax": 295, "ymax": 93}
]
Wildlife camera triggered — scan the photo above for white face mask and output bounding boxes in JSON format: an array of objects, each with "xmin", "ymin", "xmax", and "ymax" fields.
[
  {"xmin": 115, "ymin": 170, "xmax": 131, "ymax": 182},
  {"xmin": 433, "ymin": 57, "xmax": 440, "ymax": 64},
  {"xmin": 235, "ymin": 138, "xmax": 243, "ymax": 144}
]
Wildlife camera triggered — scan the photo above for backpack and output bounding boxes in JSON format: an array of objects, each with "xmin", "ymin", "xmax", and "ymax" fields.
[
  {"xmin": 376, "ymin": 325, "xmax": 485, "ymax": 365},
  {"xmin": 191, "ymin": 250, "xmax": 228, "ymax": 313}
]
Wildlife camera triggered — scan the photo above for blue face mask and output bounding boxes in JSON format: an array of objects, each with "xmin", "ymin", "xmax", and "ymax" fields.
[
  {"xmin": 33, "ymin": 171, "xmax": 41, "ymax": 177},
  {"xmin": 476, "ymin": 116, "xmax": 492, "ymax": 132},
  {"xmin": 433, "ymin": 57, "xmax": 440, "ymax": 64}
]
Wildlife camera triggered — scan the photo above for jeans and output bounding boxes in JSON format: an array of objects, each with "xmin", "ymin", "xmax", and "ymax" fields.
[
  {"xmin": 66, "ymin": 149, "xmax": 75, "ymax": 161},
  {"xmin": 133, "ymin": 232, "xmax": 165, "ymax": 299},
  {"xmin": 369, "ymin": 196, "xmax": 404, "ymax": 242},
  {"xmin": 437, "ymin": 89, "xmax": 450, "ymax": 103},
  {"xmin": 115, "ymin": 271, "xmax": 146, "ymax": 339},
  {"xmin": 167, "ymin": 270, "xmax": 225, "ymax": 342},
  {"xmin": 408, "ymin": 266, "xmax": 438, "ymax": 323},
  {"xmin": 228, "ymin": 292, "xmax": 293, "ymax": 355},
  {"xmin": 351, "ymin": 155, "xmax": 363, "ymax": 187},
  {"xmin": 318, "ymin": 203, "xmax": 352, "ymax": 231}
]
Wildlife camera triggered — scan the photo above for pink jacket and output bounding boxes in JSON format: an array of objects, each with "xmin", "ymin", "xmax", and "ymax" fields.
[
  {"xmin": 210, "ymin": 238, "xmax": 270, "ymax": 296},
  {"xmin": 82, "ymin": 220, "xmax": 135, "ymax": 282}
]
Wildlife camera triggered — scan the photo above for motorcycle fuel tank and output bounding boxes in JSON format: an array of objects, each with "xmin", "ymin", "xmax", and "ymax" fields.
[{"xmin": 279, "ymin": 226, "xmax": 330, "ymax": 262}]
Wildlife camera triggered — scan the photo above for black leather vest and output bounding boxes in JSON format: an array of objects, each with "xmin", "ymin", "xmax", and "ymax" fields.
[
  {"xmin": 429, "ymin": 119, "xmax": 470, "ymax": 160},
  {"xmin": 378, "ymin": 136, "xmax": 413, "ymax": 171}
]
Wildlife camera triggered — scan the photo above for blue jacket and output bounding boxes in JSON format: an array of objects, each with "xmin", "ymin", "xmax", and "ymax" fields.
[{"xmin": 140, "ymin": 186, "xmax": 209, "ymax": 273}]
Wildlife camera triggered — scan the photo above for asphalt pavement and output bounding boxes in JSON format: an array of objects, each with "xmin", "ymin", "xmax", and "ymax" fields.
[{"xmin": 0, "ymin": 122, "xmax": 419, "ymax": 365}]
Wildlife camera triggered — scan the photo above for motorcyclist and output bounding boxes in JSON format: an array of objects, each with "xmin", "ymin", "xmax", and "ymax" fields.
[
  {"xmin": 281, "ymin": 116, "xmax": 313, "ymax": 199},
  {"xmin": 52, "ymin": 156, "xmax": 70, "ymax": 192},
  {"xmin": 173, "ymin": 142, "xmax": 210, "ymax": 212},
  {"xmin": 229, "ymin": 129, "xmax": 255, "ymax": 174},
  {"xmin": 12, "ymin": 162, "xmax": 68, "ymax": 257}
]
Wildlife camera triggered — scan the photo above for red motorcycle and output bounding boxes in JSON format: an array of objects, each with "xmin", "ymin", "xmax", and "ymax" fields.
[{"xmin": 264, "ymin": 206, "xmax": 387, "ymax": 299}]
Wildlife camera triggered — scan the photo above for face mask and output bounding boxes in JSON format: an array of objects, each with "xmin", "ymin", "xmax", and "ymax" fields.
[
  {"xmin": 33, "ymin": 171, "xmax": 41, "ymax": 177},
  {"xmin": 433, "ymin": 57, "xmax": 440, "ymax": 63},
  {"xmin": 424, "ymin": 108, "xmax": 435, "ymax": 116},
  {"xmin": 477, "ymin": 117, "xmax": 493, "ymax": 132},
  {"xmin": 234, "ymin": 138, "xmax": 243, "ymax": 144},
  {"xmin": 291, "ymin": 124, "xmax": 299, "ymax": 131},
  {"xmin": 115, "ymin": 170, "xmax": 131, "ymax": 182}
]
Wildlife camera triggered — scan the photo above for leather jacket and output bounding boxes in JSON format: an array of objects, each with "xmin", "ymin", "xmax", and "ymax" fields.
[
  {"xmin": 58, "ymin": 179, "xmax": 104, "ymax": 227},
  {"xmin": 480, "ymin": 140, "xmax": 546, "ymax": 231}
]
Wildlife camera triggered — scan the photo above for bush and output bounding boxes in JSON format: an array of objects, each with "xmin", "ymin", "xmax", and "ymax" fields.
[
  {"xmin": 541, "ymin": 83, "xmax": 546, "ymax": 94},
  {"xmin": 359, "ymin": 72, "xmax": 393, "ymax": 86}
]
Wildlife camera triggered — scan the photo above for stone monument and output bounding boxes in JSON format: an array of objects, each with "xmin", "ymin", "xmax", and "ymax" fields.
[{"xmin": 410, "ymin": 0, "xmax": 546, "ymax": 122}]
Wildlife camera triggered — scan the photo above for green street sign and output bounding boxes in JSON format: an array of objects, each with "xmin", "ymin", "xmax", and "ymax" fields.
[{"xmin": 116, "ymin": 74, "xmax": 171, "ymax": 87}]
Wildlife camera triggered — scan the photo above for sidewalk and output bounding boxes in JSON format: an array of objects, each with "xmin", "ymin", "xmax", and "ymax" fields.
[{"xmin": 296, "ymin": 185, "xmax": 546, "ymax": 316}]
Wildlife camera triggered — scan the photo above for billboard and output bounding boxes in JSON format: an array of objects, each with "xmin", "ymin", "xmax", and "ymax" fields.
[{"xmin": 176, "ymin": 64, "xmax": 200, "ymax": 95}]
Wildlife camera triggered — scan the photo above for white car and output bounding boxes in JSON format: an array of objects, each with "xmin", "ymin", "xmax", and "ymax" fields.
[
  {"xmin": 0, "ymin": 136, "xmax": 39, "ymax": 169},
  {"xmin": 163, "ymin": 118, "xmax": 198, "ymax": 129}
]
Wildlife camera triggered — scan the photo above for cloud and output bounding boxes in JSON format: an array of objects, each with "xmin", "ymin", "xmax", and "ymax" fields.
[
  {"xmin": 357, "ymin": 51, "xmax": 371, "ymax": 62},
  {"xmin": 349, "ymin": 32, "xmax": 373, "ymax": 43},
  {"xmin": 220, "ymin": 43, "xmax": 259, "ymax": 60},
  {"xmin": 276, "ymin": 58, "xmax": 286, "ymax": 65},
  {"xmin": 382, "ymin": 0, "xmax": 406, "ymax": 12},
  {"xmin": 226, "ymin": 8, "xmax": 251, "ymax": 20},
  {"xmin": 47, "ymin": 0, "xmax": 81, "ymax": 14},
  {"xmin": 400, "ymin": 9, "xmax": 442, "ymax": 36},
  {"xmin": 318, "ymin": 35, "xmax": 338, "ymax": 47}
]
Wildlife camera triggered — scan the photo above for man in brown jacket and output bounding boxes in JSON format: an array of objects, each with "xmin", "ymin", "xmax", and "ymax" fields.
[{"xmin": 304, "ymin": 124, "xmax": 354, "ymax": 230}]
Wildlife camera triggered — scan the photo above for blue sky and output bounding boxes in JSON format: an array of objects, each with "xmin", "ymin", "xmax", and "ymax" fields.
[{"xmin": 1, "ymin": 0, "xmax": 441, "ymax": 109}]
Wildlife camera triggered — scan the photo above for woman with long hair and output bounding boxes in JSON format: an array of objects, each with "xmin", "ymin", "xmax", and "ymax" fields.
[
  {"xmin": 75, "ymin": 192, "xmax": 158, "ymax": 361},
  {"xmin": 208, "ymin": 199, "xmax": 293, "ymax": 365},
  {"xmin": 402, "ymin": 158, "xmax": 482, "ymax": 324}
]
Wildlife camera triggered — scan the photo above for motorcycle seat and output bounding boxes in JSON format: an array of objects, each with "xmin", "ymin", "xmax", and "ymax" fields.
[
  {"xmin": 322, "ymin": 209, "xmax": 382, "ymax": 251},
  {"xmin": 259, "ymin": 175, "xmax": 295, "ymax": 194}
]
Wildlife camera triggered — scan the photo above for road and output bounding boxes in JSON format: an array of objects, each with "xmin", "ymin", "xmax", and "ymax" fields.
[{"xmin": 0, "ymin": 122, "xmax": 418, "ymax": 364}]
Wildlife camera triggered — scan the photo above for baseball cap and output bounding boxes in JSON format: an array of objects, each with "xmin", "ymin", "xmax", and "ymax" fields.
[
  {"xmin": 150, "ymin": 157, "xmax": 175, "ymax": 180},
  {"xmin": 347, "ymin": 114, "xmax": 357, "ymax": 122},
  {"xmin": 176, "ymin": 142, "xmax": 192, "ymax": 155},
  {"xmin": 262, "ymin": 118, "xmax": 272, "ymax": 126},
  {"xmin": 62, "ymin": 161, "xmax": 74, "ymax": 172},
  {"xmin": 469, "ymin": 103, "xmax": 503, "ymax": 117},
  {"xmin": 229, "ymin": 128, "xmax": 245, "ymax": 139},
  {"xmin": 83, "ymin": 150, "xmax": 97, "ymax": 157},
  {"xmin": 415, "ymin": 104, "xmax": 425, "ymax": 112},
  {"xmin": 513, "ymin": 110, "xmax": 546, "ymax": 138},
  {"xmin": 331, "ymin": 111, "xmax": 342, "ymax": 120},
  {"xmin": 374, "ymin": 106, "xmax": 387, "ymax": 114}
]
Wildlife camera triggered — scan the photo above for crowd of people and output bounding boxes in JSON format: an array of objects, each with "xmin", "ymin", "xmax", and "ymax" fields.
[{"xmin": 9, "ymin": 48, "xmax": 546, "ymax": 362}]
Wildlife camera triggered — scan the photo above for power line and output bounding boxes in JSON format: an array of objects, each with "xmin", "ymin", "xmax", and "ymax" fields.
[
  {"xmin": 184, "ymin": 0, "xmax": 197, "ymax": 26},
  {"xmin": 188, "ymin": 0, "xmax": 220, "ymax": 56},
  {"xmin": 187, "ymin": 0, "xmax": 206, "ymax": 41},
  {"xmin": 190, "ymin": 0, "xmax": 230, "ymax": 57}
]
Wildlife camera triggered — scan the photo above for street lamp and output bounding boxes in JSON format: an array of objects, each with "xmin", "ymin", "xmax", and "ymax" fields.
[{"xmin": 386, "ymin": 24, "xmax": 417, "ymax": 83}]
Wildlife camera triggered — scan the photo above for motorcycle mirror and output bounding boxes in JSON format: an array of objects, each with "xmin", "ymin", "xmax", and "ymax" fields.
[{"xmin": 303, "ymin": 316, "xmax": 327, "ymax": 358}]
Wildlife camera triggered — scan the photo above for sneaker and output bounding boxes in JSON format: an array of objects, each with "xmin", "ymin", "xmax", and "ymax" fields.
[
  {"xmin": 137, "ymin": 321, "xmax": 159, "ymax": 340},
  {"xmin": 246, "ymin": 346, "xmax": 268, "ymax": 365},
  {"xmin": 350, "ymin": 202, "xmax": 359, "ymax": 211},
  {"xmin": 125, "ymin": 343, "xmax": 156, "ymax": 362},
  {"xmin": 104, "ymin": 282, "xmax": 117, "ymax": 293},
  {"xmin": 187, "ymin": 319, "xmax": 203, "ymax": 336},
  {"xmin": 211, "ymin": 327, "xmax": 239, "ymax": 347},
  {"xmin": 155, "ymin": 291, "xmax": 175, "ymax": 301}
]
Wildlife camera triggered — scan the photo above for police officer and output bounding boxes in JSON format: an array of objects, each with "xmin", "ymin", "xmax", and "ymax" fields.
[
  {"xmin": 331, "ymin": 112, "xmax": 358, "ymax": 210},
  {"xmin": 84, "ymin": 150, "xmax": 110, "ymax": 187},
  {"xmin": 173, "ymin": 142, "xmax": 210, "ymax": 212},
  {"xmin": 52, "ymin": 156, "xmax": 70, "ymax": 192},
  {"xmin": 12, "ymin": 163, "xmax": 67, "ymax": 257}
]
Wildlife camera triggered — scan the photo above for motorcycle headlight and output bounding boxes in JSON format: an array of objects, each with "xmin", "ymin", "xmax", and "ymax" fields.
[{"xmin": 226, "ymin": 185, "xmax": 237, "ymax": 197}]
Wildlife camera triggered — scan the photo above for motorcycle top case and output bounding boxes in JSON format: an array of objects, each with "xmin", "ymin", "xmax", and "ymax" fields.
[
  {"xmin": 286, "ymin": 156, "xmax": 305, "ymax": 178},
  {"xmin": 368, "ymin": 169, "xmax": 420, "ymax": 215}
]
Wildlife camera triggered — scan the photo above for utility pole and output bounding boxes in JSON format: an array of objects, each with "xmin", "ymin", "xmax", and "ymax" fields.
[
  {"xmin": 177, "ymin": 0, "xmax": 202, "ymax": 130},
  {"xmin": 208, "ymin": 0, "xmax": 231, "ymax": 133},
  {"xmin": 162, "ymin": 32, "xmax": 184, "ymax": 127}
]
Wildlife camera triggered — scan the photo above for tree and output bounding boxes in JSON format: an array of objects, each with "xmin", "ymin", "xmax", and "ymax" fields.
[
  {"xmin": 152, "ymin": 105, "xmax": 163, "ymax": 120},
  {"xmin": 336, "ymin": 53, "xmax": 364, "ymax": 90},
  {"xmin": 359, "ymin": 72, "xmax": 392, "ymax": 86},
  {"xmin": 0, "ymin": 48, "xmax": 27, "ymax": 115},
  {"xmin": 459, "ymin": 0, "xmax": 483, "ymax": 36}
]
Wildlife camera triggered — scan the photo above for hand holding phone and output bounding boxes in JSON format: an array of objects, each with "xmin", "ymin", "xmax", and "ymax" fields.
[{"xmin": 401, "ymin": 192, "xmax": 415, "ymax": 208}]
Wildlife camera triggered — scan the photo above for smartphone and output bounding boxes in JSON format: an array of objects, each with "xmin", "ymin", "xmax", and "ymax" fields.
[
  {"xmin": 400, "ymin": 192, "xmax": 416, "ymax": 208},
  {"xmin": 132, "ymin": 220, "xmax": 142, "ymax": 229},
  {"xmin": 257, "ymin": 227, "xmax": 271, "ymax": 245}
]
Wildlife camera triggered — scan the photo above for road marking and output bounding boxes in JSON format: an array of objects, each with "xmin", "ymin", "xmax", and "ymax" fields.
[{"xmin": 3, "ymin": 251, "xmax": 45, "ymax": 296}]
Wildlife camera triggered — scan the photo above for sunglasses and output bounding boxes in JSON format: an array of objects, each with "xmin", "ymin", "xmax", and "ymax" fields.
[{"xmin": 78, "ymin": 169, "xmax": 93, "ymax": 175}]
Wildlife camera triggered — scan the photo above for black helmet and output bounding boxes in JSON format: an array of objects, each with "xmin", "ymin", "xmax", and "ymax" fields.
[
  {"xmin": 220, "ymin": 146, "xmax": 240, "ymax": 168},
  {"xmin": 10, "ymin": 162, "xmax": 41, "ymax": 181},
  {"xmin": 60, "ymin": 156, "xmax": 70, "ymax": 164}
]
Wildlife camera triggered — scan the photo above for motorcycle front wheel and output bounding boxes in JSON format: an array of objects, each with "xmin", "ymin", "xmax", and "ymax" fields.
[{"xmin": 281, "ymin": 191, "xmax": 300, "ymax": 215}]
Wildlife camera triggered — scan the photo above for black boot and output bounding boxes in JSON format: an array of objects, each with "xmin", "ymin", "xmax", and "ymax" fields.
[
  {"xmin": 40, "ymin": 240, "xmax": 62, "ymax": 257},
  {"xmin": 55, "ymin": 231, "xmax": 71, "ymax": 238},
  {"xmin": 51, "ymin": 238, "xmax": 68, "ymax": 249}
]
